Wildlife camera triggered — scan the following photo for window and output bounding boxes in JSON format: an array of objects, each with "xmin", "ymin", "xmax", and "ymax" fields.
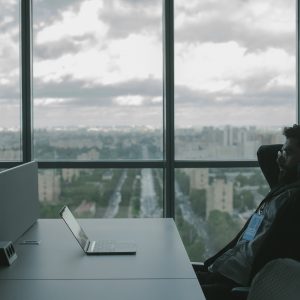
[
  {"xmin": 174, "ymin": 0, "xmax": 296, "ymax": 160},
  {"xmin": 175, "ymin": 167, "xmax": 268, "ymax": 261},
  {"xmin": 32, "ymin": 0, "xmax": 163, "ymax": 160},
  {"xmin": 0, "ymin": 0, "xmax": 298, "ymax": 262},
  {"xmin": 0, "ymin": 0, "xmax": 21, "ymax": 161},
  {"xmin": 174, "ymin": 0, "xmax": 296, "ymax": 259},
  {"xmin": 39, "ymin": 168, "xmax": 163, "ymax": 219}
]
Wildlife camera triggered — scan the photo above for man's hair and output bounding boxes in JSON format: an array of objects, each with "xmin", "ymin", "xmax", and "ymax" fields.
[{"xmin": 283, "ymin": 124, "xmax": 300, "ymax": 145}]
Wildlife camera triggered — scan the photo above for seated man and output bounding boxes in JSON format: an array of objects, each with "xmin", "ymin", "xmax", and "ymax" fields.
[{"xmin": 195, "ymin": 124, "xmax": 300, "ymax": 300}]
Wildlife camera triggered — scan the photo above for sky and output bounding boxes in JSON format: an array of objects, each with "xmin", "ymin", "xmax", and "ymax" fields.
[{"xmin": 0, "ymin": 0, "xmax": 296, "ymax": 129}]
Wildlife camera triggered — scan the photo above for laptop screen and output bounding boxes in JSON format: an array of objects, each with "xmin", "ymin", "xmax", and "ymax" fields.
[{"xmin": 60, "ymin": 206, "xmax": 89, "ymax": 250}]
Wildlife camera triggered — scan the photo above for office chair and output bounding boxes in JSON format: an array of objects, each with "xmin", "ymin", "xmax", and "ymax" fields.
[
  {"xmin": 256, "ymin": 144, "xmax": 282, "ymax": 189},
  {"xmin": 246, "ymin": 258, "xmax": 300, "ymax": 300},
  {"xmin": 192, "ymin": 144, "xmax": 283, "ymax": 299}
]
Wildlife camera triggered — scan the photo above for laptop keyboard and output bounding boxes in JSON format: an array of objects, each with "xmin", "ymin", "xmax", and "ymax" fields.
[{"xmin": 93, "ymin": 241, "xmax": 116, "ymax": 252}]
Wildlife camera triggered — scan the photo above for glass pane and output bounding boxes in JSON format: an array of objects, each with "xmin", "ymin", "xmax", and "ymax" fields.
[
  {"xmin": 39, "ymin": 168, "xmax": 163, "ymax": 218},
  {"xmin": 175, "ymin": 0, "xmax": 296, "ymax": 160},
  {"xmin": 33, "ymin": 0, "xmax": 163, "ymax": 160},
  {"xmin": 33, "ymin": 128, "xmax": 162, "ymax": 160},
  {"xmin": 175, "ymin": 168, "xmax": 269, "ymax": 261},
  {"xmin": 0, "ymin": 0, "xmax": 21, "ymax": 161}
]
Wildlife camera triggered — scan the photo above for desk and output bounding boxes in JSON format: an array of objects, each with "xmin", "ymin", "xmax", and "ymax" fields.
[{"xmin": 0, "ymin": 218, "xmax": 205, "ymax": 299}]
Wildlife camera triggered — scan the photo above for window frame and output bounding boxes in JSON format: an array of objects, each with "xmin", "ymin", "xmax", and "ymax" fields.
[{"xmin": 0, "ymin": 0, "xmax": 298, "ymax": 218}]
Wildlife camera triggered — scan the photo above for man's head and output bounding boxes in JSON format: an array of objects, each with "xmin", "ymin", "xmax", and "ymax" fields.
[{"xmin": 277, "ymin": 124, "xmax": 300, "ymax": 184}]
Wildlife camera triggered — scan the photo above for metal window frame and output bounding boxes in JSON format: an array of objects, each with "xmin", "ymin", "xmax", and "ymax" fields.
[
  {"xmin": 0, "ymin": 0, "xmax": 299, "ymax": 219},
  {"xmin": 163, "ymin": 0, "xmax": 175, "ymax": 217},
  {"xmin": 21, "ymin": 0, "xmax": 33, "ymax": 163},
  {"xmin": 296, "ymin": 0, "xmax": 300, "ymax": 120}
]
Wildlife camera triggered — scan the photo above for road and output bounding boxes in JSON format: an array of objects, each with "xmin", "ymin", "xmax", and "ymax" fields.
[
  {"xmin": 103, "ymin": 170, "xmax": 127, "ymax": 218},
  {"xmin": 97, "ymin": 145, "xmax": 161, "ymax": 218},
  {"xmin": 139, "ymin": 145, "xmax": 161, "ymax": 217},
  {"xmin": 140, "ymin": 168, "xmax": 161, "ymax": 217},
  {"xmin": 175, "ymin": 181, "xmax": 213, "ymax": 255}
]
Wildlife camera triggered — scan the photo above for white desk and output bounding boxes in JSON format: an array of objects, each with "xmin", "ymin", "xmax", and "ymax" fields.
[{"xmin": 0, "ymin": 218, "xmax": 205, "ymax": 299}]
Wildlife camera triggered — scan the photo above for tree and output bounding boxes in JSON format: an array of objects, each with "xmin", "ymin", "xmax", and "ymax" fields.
[
  {"xmin": 207, "ymin": 210, "xmax": 241, "ymax": 252},
  {"xmin": 187, "ymin": 238, "xmax": 206, "ymax": 262},
  {"xmin": 235, "ymin": 174, "xmax": 248, "ymax": 187},
  {"xmin": 176, "ymin": 209, "xmax": 206, "ymax": 261},
  {"xmin": 176, "ymin": 170, "xmax": 190, "ymax": 195},
  {"xmin": 248, "ymin": 171, "xmax": 266, "ymax": 186},
  {"xmin": 190, "ymin": 189, "xmax": 206, "ymax": 218},
  {"xmin": 233, "ymin": 190, "xmax": 255, "ymax": 212}
]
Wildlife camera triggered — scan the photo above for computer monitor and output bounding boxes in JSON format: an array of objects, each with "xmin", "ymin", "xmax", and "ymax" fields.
[{"xmin": 0, "ymin": 161, "xmax": 39, "ymax": 242}]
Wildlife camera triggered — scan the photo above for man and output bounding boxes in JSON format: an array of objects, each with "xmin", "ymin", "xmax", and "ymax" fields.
[{"xmin": 195, "ymin": 124, "xmax": 300, "ymax": 300}]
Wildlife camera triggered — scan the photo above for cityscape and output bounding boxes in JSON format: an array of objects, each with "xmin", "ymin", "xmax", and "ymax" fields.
[{"xmin": 0, "ymin": 125, "xmax": 284, "ymax": 261}]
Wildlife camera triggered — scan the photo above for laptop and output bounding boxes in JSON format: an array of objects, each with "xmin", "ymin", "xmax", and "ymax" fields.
[{"xmin": 59, "ymin": 205, "xmax": 136, "ymax": 255}]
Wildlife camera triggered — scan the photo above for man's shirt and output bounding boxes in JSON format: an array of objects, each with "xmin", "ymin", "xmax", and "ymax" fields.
[{"xmin": 208, "ymin": 188, "xmax": 290, "ymax": 286}]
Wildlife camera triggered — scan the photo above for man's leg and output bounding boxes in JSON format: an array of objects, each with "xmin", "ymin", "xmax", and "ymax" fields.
[{"xmin": 196, "ymin": 270, "xmax": 238, "ymax": 300}]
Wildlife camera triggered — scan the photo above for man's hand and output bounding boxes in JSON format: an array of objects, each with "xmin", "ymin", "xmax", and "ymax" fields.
[{"xmin": 277, "ymin": 150, "xmax": 286, "ymax": 171}]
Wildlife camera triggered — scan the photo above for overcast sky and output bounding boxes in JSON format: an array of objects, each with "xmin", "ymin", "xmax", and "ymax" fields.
[{"xmin": 0, "ymin": 0, "xmax": 296, "ymax": 128}]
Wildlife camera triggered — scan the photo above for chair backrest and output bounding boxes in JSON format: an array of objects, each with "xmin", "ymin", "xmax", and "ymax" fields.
[
  {"xmin": 247, "ymin": 258, "xmax": 300, "ymax": 300},
  {"xmin": 257, "ymin": 144, "xmax": 282, "ymax": 189}
]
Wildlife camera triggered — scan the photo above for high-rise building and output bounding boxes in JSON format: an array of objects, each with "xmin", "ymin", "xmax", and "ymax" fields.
[
  {"xmin": 206, "ymin": 178, "xmax": 233, "ymax": 219},
  {"xmin": 38, "ymin": 170, "xmax": 61, "ymax": 203},
  {"xmin": 185, "ymin": 169, "xmax": 209, "ymax": 190},
  {"xmin": 62, "ymin": 168, "xmax": 80, "ymax": 183}
]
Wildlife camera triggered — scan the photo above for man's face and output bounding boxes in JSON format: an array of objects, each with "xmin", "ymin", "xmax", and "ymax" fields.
[{"xmin": 277, "ymin": 137, "xmax": 300, "ymax": 180}]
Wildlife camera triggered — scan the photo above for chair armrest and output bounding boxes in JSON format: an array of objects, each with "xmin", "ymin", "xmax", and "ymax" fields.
[
  {"xmin": 191, "ymin": 262, "xmax": 207, "ymax": 272},
  {"xmin": 231, "ymin": 287, "xmax": 250, "ymax": 300}
]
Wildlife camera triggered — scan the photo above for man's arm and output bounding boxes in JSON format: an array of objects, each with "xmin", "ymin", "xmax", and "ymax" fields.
[{"xmin": 250, "ymin": 190, "xmax": 300, "ymax": 282}]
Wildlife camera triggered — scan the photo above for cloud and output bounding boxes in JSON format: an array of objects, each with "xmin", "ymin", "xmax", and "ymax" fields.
[
  {"xmin": 34, "ymin": 34, "xmax": 97, "ymax": 59},
  {"xmin": 0, "ymin": 1, "xmax": 20, "ymax": 86},
  {"xmin": 175, "ymin": 0, "xmax": 295, "ymax": 54},
  {"xmin": 33, "ymin": 0, "xmax": 162, "ymax": 45},
  {"xmin": 33, "ymin": 0, "xmax": 83, "ymax": 28},
  {"xmin": 33, "ymin": 76, "xmax": 163, "ymax": 107},
  {"xmin": 175, "ymin": 81, "xmax": 295, "ymax": 109},
  {"xmin": 34, "ymin": 104, "xmax": 163, "ymax": 128},
  {"xmin": 0, "ymin": 0, "xmax": 296, "ymax": 128},
  {"xmin": 175, "ymin": 57, "xmax": 296, "ymax": 110},
  {"xmin": 0, "ymin": 82, "xmax": 20, "ymax": 104},
  {"xmin": 99, "ymin": 0, "xmax": 161, "ymax": 39},
  {"xmin": 32, "ymin": 69, "xmax": 295, "ymax": 111},
  {"xmin": 113, "ymin": 95, "xmax": 144, "ymax": 106},
  {"xmin": 176, "ymin": 19, "xmax": 295, "ymax": 54}
]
